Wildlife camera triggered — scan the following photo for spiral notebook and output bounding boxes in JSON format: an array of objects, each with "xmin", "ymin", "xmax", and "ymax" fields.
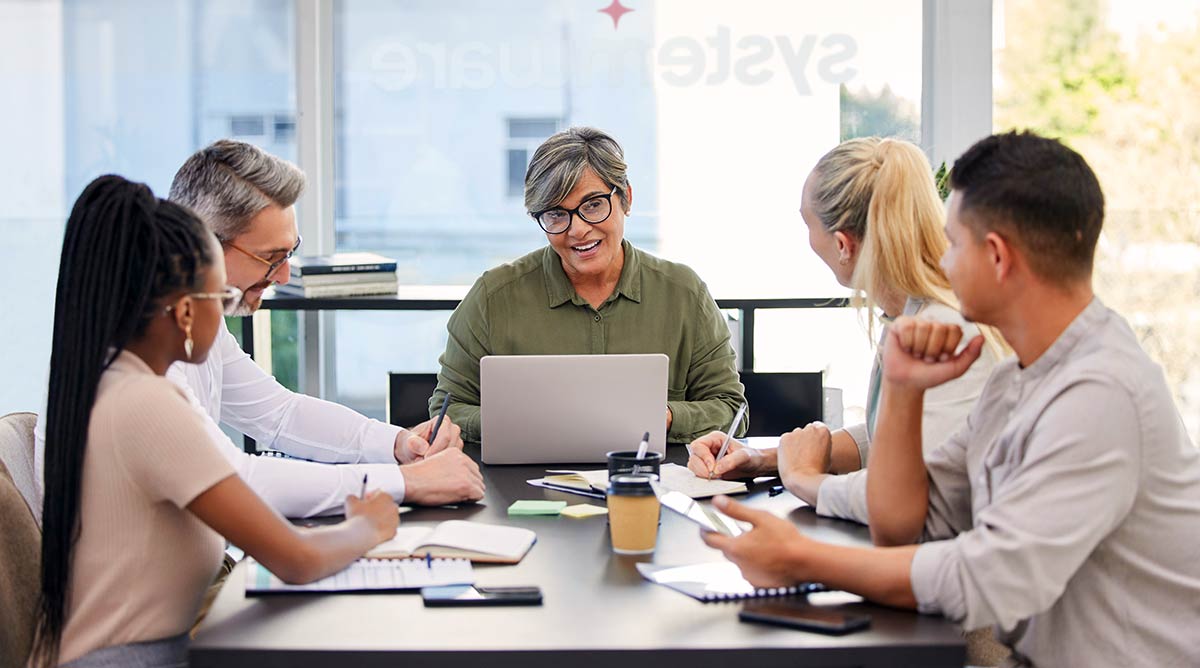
[
  {"xmin": 245, "ymin": 557, "xmax": 474, "ymax": 596},
  {"xmin": 637, "ymin": 562, "xmax": 824, "ymax": 602}
]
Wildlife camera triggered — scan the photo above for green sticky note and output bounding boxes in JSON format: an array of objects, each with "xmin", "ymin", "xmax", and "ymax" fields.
[{"xmin": 508, "ymin": 500, "xmax": 567, "ymax": 516}]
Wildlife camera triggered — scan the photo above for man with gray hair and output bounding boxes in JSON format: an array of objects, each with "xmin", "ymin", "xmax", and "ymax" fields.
[{"xmin": 160, "ymin": 139, "xmax": 484, "ymax": 515}]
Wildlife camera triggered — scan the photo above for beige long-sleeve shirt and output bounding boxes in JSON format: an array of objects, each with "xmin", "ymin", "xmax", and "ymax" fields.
[
  {"xmin": 59, "ymin": 351, "xmax": 235, "ymax": 663},
  {"xmin": 816, "ymin": 297, "xmax": 999, "ymax": 523},
  {"xmin": 910, "ymin": 298, "xmax": 1200, "ymax": 667}
]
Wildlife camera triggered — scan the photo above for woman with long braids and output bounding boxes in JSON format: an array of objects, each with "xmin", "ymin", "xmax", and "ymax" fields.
[{"xmin": 35, "ymin": 175, "xmax": 399, "ymax": 667}]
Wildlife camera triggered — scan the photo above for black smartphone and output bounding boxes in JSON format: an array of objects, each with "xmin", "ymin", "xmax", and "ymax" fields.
[
  {"xmin": 739, "ymin": 599, "xmax": 870, "ymax": 635},
  {"xmin": 421, "ymin": 585, "xmax": 543, "ymax": 607}
]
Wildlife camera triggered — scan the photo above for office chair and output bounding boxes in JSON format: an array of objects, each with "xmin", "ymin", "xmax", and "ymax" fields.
[
  {"xmin": 387, "ymin": 373, "xmax": 440, "ymax": 427},
  {"xmin": 0, "ymin": 412, "xmax": 41, "ymax": 526},
  {"xmin": 738, "ymin": 371, "xmax": 824, "ymax": 436},
  {"xmin": 0, "ymin": 455, "xmax": 40, "ymax": 668}
]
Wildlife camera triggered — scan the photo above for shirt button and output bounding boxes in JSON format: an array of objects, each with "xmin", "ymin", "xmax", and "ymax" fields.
[{"xmin": 594, "ymin": 314, "xmax": 601, "ymax": 322}]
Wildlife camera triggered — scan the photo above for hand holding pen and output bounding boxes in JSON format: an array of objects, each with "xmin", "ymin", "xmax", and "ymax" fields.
[
  {"xmin": 395, "ymin": 392, "xmax": 462, "ymax": 463},
  {"xmin": 710, "ymin": 404, "xmax": 748, "ymax": 479},
  {"xmin": 345, "ymin": 474, "xmax": 400, "ymax": 544}
]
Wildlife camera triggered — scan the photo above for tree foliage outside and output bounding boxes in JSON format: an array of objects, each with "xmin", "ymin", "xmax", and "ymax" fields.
[
  {"xmin": 840, "ymin": 83, "xmax": 920, "ymax": 144},
  {"xmin": 996, "ymin": 0, "xmax": 1200, "ymax": 443}
]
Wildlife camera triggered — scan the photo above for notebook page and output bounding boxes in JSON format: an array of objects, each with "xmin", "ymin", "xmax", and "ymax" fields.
[
  {"xmin": 420, "ymin": 520, "xmax": 536, "ymax": 560},
  {"xmin": 658, "ymin": 464, "xmax": 747, "ymax": 498},
  {"xmin": 544, "ymin": 469, "xmax": 609, "ymax": 490},
  {"xmin": 365, "ymin": 526, "xmax": 434, "ymax": 558},
  {"xmin": 246, "ymin": 558, "xmax": 474, "ymax": 594}
]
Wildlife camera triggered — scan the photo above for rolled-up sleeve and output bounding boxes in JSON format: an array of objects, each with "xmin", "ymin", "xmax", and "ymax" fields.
[
  {"xmin": 843, "ymin": 422, "xmax": 871, "ymax": 468},
  {"xmin": 815, "ymin": 469, "xmax": 869, "ymax": 523},
  {"xmin": 666, "ymin": 287, "xmax": 746, "ymax": 443},
  {"xmin": 909, "ymin": 379, "xmax": 1140, "ymax": 631}
]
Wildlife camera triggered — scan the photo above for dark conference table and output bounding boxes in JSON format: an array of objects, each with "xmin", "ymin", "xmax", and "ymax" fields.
[{"xmin": 190, "ymin": 448, "xmax": 966, "ymax": 667}]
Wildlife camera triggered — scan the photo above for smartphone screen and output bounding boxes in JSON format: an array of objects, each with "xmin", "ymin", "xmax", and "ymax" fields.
[
  {"xmin": 739, "ymin": 599, "xmax": 870, "ymax": 634},
  {"xmin": 422, "ymin": 585, "xmax": 543, "ymax": 607},
  {"xmin": 657, "ymin": 490, "xmax": 744, "ymax": 536}
]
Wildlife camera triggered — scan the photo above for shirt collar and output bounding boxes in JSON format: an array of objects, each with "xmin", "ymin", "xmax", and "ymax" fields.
[
  {"xmin": 542, "ymin": 239, "xmax": 642, "ymax": 309},
  {"xmin": 1017, "ymin": 296, "xmax": 1107, "ymax": 381}
]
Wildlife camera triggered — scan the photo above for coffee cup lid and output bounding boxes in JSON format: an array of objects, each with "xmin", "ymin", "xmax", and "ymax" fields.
[{"xmin": 608, "ymin": 473, "xmax": 658, "ymax": 496}]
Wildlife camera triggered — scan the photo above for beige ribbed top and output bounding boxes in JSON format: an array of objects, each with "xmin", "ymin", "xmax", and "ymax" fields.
[{"xmin": 58, "ymin": 351, "xmax": 235, "ymax": 663}]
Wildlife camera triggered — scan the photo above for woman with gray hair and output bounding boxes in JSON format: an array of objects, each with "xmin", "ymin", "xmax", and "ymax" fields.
[{"xmin": 431, "ymin": 126, "xmax": 747, "ymax": 445}]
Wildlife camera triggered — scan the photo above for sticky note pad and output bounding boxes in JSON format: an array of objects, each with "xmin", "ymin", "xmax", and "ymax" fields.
[
  {"xmin": 508, "ymin": 500, "xmax": 567, "ymax": 516},
  {"xmin": 561, "ymin": 504, "xmax": 608, "ymax": 519}
]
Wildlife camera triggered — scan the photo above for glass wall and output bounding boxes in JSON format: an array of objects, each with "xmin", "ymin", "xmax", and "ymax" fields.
[
  {"xmin": 0, "ymin": 0, "xmax": 295, "ymax": 414},
  {"xmin": 994, "ymin": 0, "xmax": 1200, "ymax": 442},
  {"xmin": 329, "ymin": 0, "xmax": 923, "ymax": 420}
]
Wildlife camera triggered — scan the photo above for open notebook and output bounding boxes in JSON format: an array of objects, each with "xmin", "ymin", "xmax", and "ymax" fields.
[
  {"xmin": 534, "ymin": 463, "xmax": 747, "ymax": 499},
  {"xmin": 245, "ymin": 557, "xmax": 474, "ymax": 596},
  {"xmin": 364, "ymin": 520, "xmax": 537, "ymax": 564},
  {"xmin": 637, "ymin": 562, "xmax": 825, "ymax": 602}
]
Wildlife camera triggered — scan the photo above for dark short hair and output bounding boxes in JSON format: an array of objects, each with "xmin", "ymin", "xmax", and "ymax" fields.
[{"xmin": 949, "ymin": 131, "xmax": 1104, "ymax": 281}]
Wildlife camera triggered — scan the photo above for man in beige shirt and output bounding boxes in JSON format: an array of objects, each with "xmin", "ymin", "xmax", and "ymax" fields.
[{"xmin": 701, "ymin": 131, "xmax": 1200, "ymax": 667}]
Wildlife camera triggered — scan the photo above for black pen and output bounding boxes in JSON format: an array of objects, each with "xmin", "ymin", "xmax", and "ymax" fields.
[
  {"xmin": 430, "ymin": 391, "xmax": 453, "ymax": 445},
  {"xmin": 360, "ymin": 473, "xmax": 368, "ymax": 498}
]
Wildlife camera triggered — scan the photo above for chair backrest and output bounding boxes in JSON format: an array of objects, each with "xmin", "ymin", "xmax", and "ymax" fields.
[
  {"xmin": 0, "ymin": 455, "xmax": 41, "ymax": 668},
  {"xmin": 0, "ymin": 412, "xmax": 41, "ymax": 526},
  {"xmin": 739, "ymin": 372, "xmax": 824, "ymax": 437},
  {"xmin": 386, "ymin": 373, "xmax": 440, "ymax": 428}
]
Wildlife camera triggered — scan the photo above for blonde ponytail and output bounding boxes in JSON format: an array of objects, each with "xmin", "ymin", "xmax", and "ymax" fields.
[{"xmin": 810, "ymin": 138, "xmax": 1007, "ymax": 355}]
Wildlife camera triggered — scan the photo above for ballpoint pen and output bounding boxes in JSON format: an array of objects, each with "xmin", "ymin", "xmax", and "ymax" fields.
[
  {"xmin": 360, "ymin": 473, "xmax": 368, "ymax": 498},
  {"xmin": 430, "ymin": 391, "xmax": 453, "ymax": 446},
  {"xmin": 710, "ymin": 403, "xmax": 748, "ymax": 480},
  {"xmin": 635, "ymin": 431, "xmax": 650, "ymax": 460}
]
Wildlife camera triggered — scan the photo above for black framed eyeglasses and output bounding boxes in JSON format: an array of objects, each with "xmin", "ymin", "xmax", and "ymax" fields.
[
  {"xmin": 226, "ymin": 234, "xmax": 302, "ymax": 282},
  {"xmin": 530, "ymin": 187, "xmax": 616, "ymax": 234}
]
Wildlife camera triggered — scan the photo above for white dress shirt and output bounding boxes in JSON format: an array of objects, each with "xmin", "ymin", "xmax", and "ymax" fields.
[
  {"xmin": 816, "ymin": 298, "xmax": 999, "ymax": 523},
  {"xmin": 36, "ymin": 320, "xmax": 406, "ymax": 518}
]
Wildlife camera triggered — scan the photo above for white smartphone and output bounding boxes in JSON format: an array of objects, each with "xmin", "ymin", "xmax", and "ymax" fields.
[{"xmin": 656, "ymin": 488, "xmax": 744, "ymax": 537}]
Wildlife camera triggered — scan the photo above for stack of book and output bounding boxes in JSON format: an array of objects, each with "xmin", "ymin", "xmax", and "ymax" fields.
[{"xmin": 274, "ymin": 252, "xmax": 399, "ymax": 298}]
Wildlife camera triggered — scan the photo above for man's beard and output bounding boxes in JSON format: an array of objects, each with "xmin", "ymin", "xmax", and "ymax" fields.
[{"xmin": 230, "ymin": 279, "xmax": 274, "ymax": 316}]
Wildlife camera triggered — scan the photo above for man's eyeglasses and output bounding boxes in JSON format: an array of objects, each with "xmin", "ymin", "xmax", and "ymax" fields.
[
  {"xmin": 530, "ymin": 188, "xmax": 617, "ymax": 234},
  {"xmin": 166, "ymin": 286, "xmax": 245, "ymax": 317},
  {"xmin": 226, "ymin": 234, "xmax": 302, "ymax": 282}
]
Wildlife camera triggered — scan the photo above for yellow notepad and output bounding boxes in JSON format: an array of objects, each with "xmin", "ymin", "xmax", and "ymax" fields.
[
  {"xmin": 365, "ymin": 520, "xmax": 536, "ymax": 564},
  {"xmin": 561, "ymin": 504, "xmax": 608, "ymax": 518}
]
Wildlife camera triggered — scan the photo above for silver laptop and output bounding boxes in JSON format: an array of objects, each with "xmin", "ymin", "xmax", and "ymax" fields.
[{"xmin": 480, "ymin": 354, "xmax": 668, "ymax": 465}]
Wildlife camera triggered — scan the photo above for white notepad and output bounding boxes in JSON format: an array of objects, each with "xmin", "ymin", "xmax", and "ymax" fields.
[
  {"xmin": 364, "ymin": 520, "xmax": 536, "ymax": 564},
  {"xmin": 637, "ymin": 562, "xmax": 824, "ymax": 602},
  {"xmin": 537, "ymin": 463, "xmax": 748, "ymax": 499},
  {"xmin": 245, "ymin": 557, "xmax": 474, "ymax": 596}
]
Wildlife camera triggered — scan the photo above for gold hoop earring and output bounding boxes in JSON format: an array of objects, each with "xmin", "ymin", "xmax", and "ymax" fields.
[{"xmin": 184, "ymin": 324, "xmax": 194, "ymax": 360}]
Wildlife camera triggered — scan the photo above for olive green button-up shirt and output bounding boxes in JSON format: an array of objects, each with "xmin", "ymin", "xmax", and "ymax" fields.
[{"xmin": 431, "ymin": 240, "xmax": 747, "ymax": 444}]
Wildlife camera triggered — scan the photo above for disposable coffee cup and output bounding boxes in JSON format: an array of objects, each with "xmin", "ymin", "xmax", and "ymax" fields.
[
  {"xmin": 607, "ymin": 450, "xmax": 663, "ymax": 479},
  {"xmin": 607, "ymin": 474, "xmax": 661, "ymax": 555}
]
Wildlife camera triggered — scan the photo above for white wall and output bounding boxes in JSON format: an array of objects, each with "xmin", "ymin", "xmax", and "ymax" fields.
[{"xmin": 0, "ymin": 0, "xmax": 64, "ymax": 414}]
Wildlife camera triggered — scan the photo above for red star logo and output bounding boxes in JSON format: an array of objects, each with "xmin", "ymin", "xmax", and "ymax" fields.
[{"xmin": 598, "ymin": 0, "xmax": 634, "ymax": 30}]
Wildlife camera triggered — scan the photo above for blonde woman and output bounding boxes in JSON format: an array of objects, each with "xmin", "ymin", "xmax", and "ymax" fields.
[{"xmin": 689, "ymin": 137, "xmax": 1006, "ymax": 524}]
